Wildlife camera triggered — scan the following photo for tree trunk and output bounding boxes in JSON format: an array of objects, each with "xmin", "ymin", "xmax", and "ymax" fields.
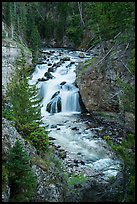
[{"xmin": 77, "ymin": 2, "xmax": 85, "ymax": 27}]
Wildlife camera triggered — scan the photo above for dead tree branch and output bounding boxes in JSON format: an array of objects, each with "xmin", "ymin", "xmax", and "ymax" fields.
[
  {"xmin": 119, "ymin": 59, "xmax": 132, "ymax": 74},
  {"xmin": 109, "ymin": 90, "xmax": 123, "ymax": 100},
  {"xmin": 96, "ymin": 45, "xmax": 115, "ymax": 66},
  {"xmin": 114, "ymin": 32, "xmax": 121, "ymax": 39},
  {"xmin": 121, "ymin": 43, "xmax": 129, "ymax": 59}
]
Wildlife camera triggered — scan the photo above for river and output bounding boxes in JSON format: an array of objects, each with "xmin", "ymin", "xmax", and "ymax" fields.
[{"xmin": 29, "ymin": 48, "xmax": 121, "ymax": 180}]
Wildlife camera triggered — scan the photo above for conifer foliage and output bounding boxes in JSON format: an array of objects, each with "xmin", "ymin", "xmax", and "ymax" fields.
[
  {"xmin": 7, "ymin": 140, "xmax": 37, "ymax": 202},
  {"xmin": 5, "ymin": 54, "xmax": 49, "ymax": 153},
  {"xmin": 2, "ymin": 2, "xmax": 135, "ymax": 49},
  {"xmin": 7, "ymin": 58, "xmax": 40, "ymax": 131}
]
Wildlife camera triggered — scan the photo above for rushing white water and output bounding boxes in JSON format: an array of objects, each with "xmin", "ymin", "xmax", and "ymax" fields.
[
  {"xmin": 29, "ymin": 48, "xmax": 121, "ymax": 179},
  {"xmin": 29, "ymin": 48, "xmax": 89, "ymax": 116}
]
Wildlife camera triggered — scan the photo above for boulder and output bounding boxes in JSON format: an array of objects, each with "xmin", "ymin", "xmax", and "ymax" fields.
[
  {"xmin": 44, "ymin": 72, "xmax": 54, "ymax": 80},
  {"xmin": 71, "ymin": 127, "xmax": 79, "ymax": 131},
  {"xmin": 38, "ymin": 77, "xmax": 47, "ymax": 82},
  {"xmin": 48, "ymin": 67, "xmax": 55, "ymax": 73},
  {"xmin": 46, "ymin": 91, "xmax": 61, "ymax": 113},
  {"xmin": 51, "ymin": 91, "xmax": 60, "ymax": 99},
  {"xmin": 60, "ymin": 56, "xmax": 70, "ymax": 61},
  {"xmin": 79, "ymin": 52, "xmax": 85, "ymax": 58},
  {"xmin": 76, "ymin": 67, "xmax": 117, "ymax": 112},
  {"xmin": 60, "ymin": 81, "xmax": 66, "ymax": 86}
]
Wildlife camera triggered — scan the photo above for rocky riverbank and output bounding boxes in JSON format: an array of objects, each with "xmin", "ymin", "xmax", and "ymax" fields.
[
  {"xmin": 76, "ymin": 40, "xmax": 135, "ymax": 134},
  {"xmin": 2, "ymin": 45, "xmax": 124, "ymax": 202},
  {"xmin": 2, "ymin": 19, "xmax": 134, "ymax": 201}
]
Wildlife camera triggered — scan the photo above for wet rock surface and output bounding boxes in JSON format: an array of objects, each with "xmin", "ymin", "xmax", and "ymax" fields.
[{"xmin": 76, "ymin": 41, "xmax": 134, "ymax": 116}]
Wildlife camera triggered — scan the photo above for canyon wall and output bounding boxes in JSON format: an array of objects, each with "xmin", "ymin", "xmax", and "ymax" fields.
[{"xmin": 76, "ymin": 40, "xmax": 135, "ymax": 133}]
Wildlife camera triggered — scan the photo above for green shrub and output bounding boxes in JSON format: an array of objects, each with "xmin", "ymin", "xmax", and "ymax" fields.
[
  {"xmin": 2, "ymin": 164, "xmax": 8, "ymax": 192},
  {"xmin": 104, "ymin": 133, "xmax": 135, "ymax": 202},
  {"xmin": 68, "ymin": 173, "xmax": 87, "ymax": 187}
]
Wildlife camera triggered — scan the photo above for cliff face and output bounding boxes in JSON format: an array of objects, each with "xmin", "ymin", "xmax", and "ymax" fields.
[
  {"xmin": 2, "ymin": 22, "xmax": 32, "ymax": 96},
  {"xmin": 76, "ymin": 40, "xmax": 135, "ymax": 133}
]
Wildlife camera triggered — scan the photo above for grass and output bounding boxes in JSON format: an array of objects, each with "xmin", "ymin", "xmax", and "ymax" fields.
[{"xmin": 68, "ymin": 172, "xmax": 87, "ymax": 187}]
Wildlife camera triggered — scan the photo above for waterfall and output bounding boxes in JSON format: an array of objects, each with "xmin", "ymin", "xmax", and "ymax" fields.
[
  {"xmin": 29, "ymin": 48, "xmax": 121, "ymax": 181},
  {"xmin": 29, "ymin": 48, "xmax": 90, "ymax": 116},
  {"xmin": 61, "ymin": 84, "xmax": 81, "ymax": 113}
]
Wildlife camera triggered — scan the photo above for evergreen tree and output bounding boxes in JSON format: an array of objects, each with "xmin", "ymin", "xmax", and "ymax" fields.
[
  {"xmin": 7, "ymin": 140, "xmax": 37, "ymax": 202},
  {"xmin": 6, "ymin": 56, "xmax": 42, "ymax": 135},
  {"xmin": 3, "ymin": 2, "xmax": 135, "ymax": 49},
  {"xmin": 84, "ymin": 2, "xmax": 135, "ymax": 44},
  {"xmin": 6, "ymin": 54, "xmax": 49, "ymax": 153}
]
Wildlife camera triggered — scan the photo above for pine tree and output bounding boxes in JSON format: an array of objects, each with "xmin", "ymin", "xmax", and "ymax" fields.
[
  {"xmin": 6, "ymin": 53, "xmax": 49, "ymax": 153},
  {"xmin": 6, "ymin": 54, "xmax": 43, "ymax": 136},
  {"xmin": 7, "ymin": 140, "xmax": 37, "ymax": 202}
]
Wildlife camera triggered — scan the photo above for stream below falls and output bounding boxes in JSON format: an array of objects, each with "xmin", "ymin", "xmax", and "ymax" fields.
[{"xmin": 29, "ymin": 48, "xmax": 121, "ymax": 180}]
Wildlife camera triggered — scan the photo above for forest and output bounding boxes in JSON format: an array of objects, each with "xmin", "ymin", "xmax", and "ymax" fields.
[
  {"xmin": 2, "ymin": 2, "xmax": 135, "ymax": 55},
  {"xmin": 2, "ymin": 2, "xmax": 135, "ymax": 203}
]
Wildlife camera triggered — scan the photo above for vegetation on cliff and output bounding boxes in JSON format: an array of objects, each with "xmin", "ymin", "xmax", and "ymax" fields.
[
  {"xmin": 2, "ymin": 2, "xmax": 135, "ymax": 202},
  {"xmin": 104, "ymin": 133, "xmax": 135, "ymax": 202}
]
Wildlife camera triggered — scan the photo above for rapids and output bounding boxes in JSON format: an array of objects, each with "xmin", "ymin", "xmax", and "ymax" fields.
[{"xmin": 29, "ymin": 48, "xmax": 121, "ymax": 179}]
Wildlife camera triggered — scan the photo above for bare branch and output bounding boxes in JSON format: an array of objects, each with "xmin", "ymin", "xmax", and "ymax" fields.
[
  {"xmin": 119, "ymin": 59, "xmax": 132, "ymax": 74},
  {"xmin": 121, "ymin": 43, "xmax": 129, "ymax": 58},
  {"xmin": 109, "ymin": 90, "xmax": 123, "ymax": 100},
  {"xmin": 86, "ymin": 43, "xmax": 95, "ymax": 52},
  {"xmin": 36, "ymin": 8, "xmax": 45, "ymax": 21},
  {"xmin": 114, "ymin": 32, "xmax": 121, "ymax": 39},
  {"xmin": 96, "ymin": 45, "xmax": 115, "ymax": 66}
]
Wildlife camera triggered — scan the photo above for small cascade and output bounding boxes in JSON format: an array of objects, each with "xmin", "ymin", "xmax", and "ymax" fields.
[
  {"xmin": 29, "ymin": 48, "xmax": 121, "ymax": 181},
  {"xmin": 61, "ymin": 83, "xmax": 81, "ymax": 113},
  {"xmin": 30, "ymin": 48, "xmax": 90, "ymax": 116}
]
